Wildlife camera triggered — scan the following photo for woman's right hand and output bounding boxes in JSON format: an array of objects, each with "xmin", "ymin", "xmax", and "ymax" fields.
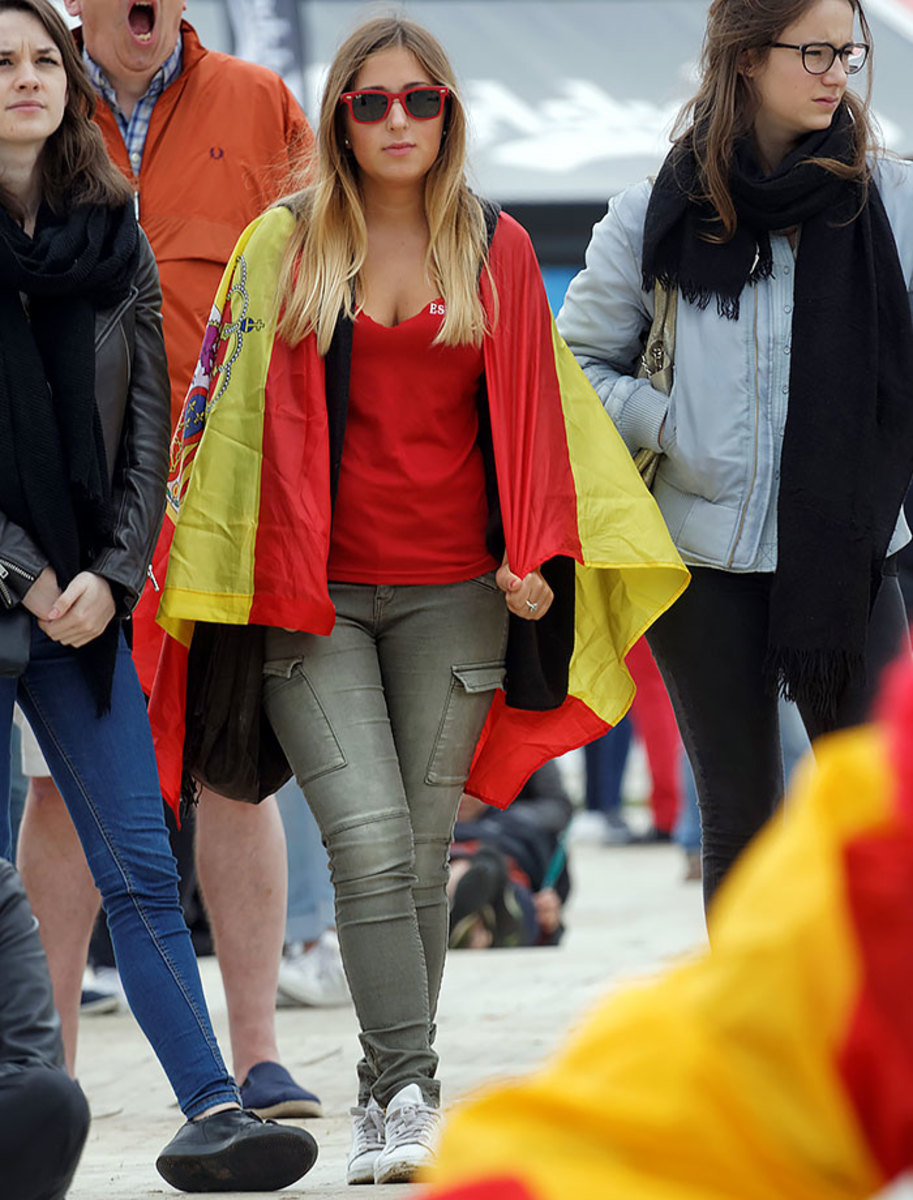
[
  {"xmin": 22, "ymin": 566, "xmax": 62, "ymax": 620},
  {"xmin": 39, "ymin": 572, "xmax": 116, "ymax": 647}
]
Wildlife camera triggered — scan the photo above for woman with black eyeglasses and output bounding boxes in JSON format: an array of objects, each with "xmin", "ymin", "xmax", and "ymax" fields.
[{"xmin": 558, "ymin": 0, "xmax": 913, "ymax": 908}]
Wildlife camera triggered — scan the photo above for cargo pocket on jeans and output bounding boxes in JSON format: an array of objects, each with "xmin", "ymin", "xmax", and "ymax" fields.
[
  {"xmin": 425, "ymin": 662, "xmax": 505, "ymax": 787},
  {"xmin": 262, "ymin": 658, "xmax": 346, "ymax": 785}
]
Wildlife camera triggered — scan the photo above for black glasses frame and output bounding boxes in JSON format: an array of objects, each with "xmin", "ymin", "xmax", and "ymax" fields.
[
  {"xmin": 768, "ymin": 41, "xmax": 870, "ymax": 75},
  {"xmin": 338, "ymin": 86, "xmax": 450, "ymax": 124}
]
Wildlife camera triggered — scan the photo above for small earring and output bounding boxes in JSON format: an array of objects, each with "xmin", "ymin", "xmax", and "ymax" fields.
[{"xmin": 344, "ymin": 137, "xmax": 351, "ymax": 148}]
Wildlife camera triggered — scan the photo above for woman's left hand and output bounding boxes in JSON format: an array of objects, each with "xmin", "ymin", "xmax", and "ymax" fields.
[
  {"xmin": 38, "ymin": 572, "xmax": 116, "ymax": 647},
  {"xmin": 495, "ymin": 554, "xmax": 554, "ymax": 621}
]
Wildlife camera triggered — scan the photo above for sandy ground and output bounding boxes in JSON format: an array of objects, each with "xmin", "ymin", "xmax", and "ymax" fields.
[{"xmin": 67, "ymin": 833, "xmax": 912, "ymax": 1199}]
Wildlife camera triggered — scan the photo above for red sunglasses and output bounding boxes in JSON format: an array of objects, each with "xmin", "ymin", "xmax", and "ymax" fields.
[{"xmin": 338, "ymin": 86, "xmax": 450, "ymax": 124}]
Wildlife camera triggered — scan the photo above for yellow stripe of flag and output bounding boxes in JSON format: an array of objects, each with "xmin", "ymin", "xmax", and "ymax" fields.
[
  {"xmin": 550, "ymin": 323, "xmax": 689, "ymax": 725},
  {"xmin": 158, "ymin": 209, "xmax": 295, "ymax": 641}
]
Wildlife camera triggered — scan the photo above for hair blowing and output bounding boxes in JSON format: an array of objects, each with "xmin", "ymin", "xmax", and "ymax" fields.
[
  {"xmin": 0, "ymin": 0, "xmax": 132, "ymax": 216},
  {"xmin": 675, "ymin": 0, "xmax": 876, "ymax": 240},
  {"xmin": 276, "ymin": 16, "xmax": 491, "ymax": 355}
]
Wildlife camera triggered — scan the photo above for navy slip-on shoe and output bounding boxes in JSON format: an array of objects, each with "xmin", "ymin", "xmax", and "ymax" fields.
[
  {"xmin": 239, "ymin": 1060, "xmax": 323, "ymax": 1119},
  {"xmin": 156, "ymin": 1108, "xmax": 318, "ymax": 1192}
]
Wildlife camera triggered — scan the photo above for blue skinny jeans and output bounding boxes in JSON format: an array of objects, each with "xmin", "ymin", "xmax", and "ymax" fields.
[{"xmin": 0, "ymin": 622, "xmax": 238, "ymax": 1117}]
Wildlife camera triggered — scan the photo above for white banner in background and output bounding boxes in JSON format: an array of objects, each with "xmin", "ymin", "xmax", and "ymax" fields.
[{"xmin": 225, "ymin": 0, "xmax": 306, "ymax": 103}]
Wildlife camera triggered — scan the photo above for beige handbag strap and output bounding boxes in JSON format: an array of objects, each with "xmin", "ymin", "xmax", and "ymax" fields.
[
  {"xmin": 637, "ymin": 281, "xmax": 677, "ymax": 397},
  {"xmin": 631, "ymin": 281, "xmax": 677, "ymax": 490}
]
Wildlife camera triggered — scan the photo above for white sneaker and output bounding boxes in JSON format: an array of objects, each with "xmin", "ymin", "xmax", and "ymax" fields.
[
  {"xmin": 277, "ymin": 930, "xmax": 351, "ymax": 1008},
  {"xmin": 567, "ymin": 809, "xmax": 609, "ymax": 844},
  {"xmin": 80, "ymin": 966, "xmax": 126, "ymax": 1014},
  {"xmin": 373, "ymin": 1084, "xmax": 441, "ymax": 1185},
  {"xmin": 346, "ymin": 1097, "xmax": 385, "ymax": 1185}
]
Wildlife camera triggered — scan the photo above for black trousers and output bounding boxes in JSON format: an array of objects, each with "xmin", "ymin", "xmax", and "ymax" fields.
[
  {"xmin": 647, "ymin": 558, "xmax": 909, "ymax": 909},
  {"xmin": 0, "ymin": 858, "xmax": 89, "ymax": 1200},
  {"xmin": 0, "ymin": 1069, "xmax": 90, "ymax": 1200}
]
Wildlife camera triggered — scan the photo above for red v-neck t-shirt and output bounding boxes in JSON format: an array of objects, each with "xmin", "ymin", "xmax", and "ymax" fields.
[{"xmin": 327, "ymin": 301, "xmax": 497, "ymax": 584}]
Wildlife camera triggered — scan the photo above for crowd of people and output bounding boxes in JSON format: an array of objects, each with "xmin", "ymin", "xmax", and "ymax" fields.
[{"xmin": 1, "ymin": 0, "xmax": 911, "ymax": 1194}]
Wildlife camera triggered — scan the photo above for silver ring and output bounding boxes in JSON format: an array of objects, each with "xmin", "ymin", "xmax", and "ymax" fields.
[{"xmin": 525, "ymin": 600, "xmax": 539, "ymax": 613}]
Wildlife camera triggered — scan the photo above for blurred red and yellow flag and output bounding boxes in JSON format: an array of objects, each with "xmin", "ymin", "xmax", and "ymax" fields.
[{"xmin": 418, "ymin": 661, "xmax": 913, "ymax": 1200}]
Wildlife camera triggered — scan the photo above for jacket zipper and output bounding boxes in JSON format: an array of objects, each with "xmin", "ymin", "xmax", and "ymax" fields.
[
  {"xmin": 95, "ymin": 289, "xmax": 137, "ymax": 351},
  {"xmin": 727, "ymin": 282, "xmax": 761, "ymax": 567},
  {"xmin": 0, "ymin": 557, "xmax": 37, "ymax": 607}
]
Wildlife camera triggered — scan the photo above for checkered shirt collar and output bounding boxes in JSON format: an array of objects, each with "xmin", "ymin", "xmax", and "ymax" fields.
[{"xmin": 82, "ymin": 37, "xmax": 183, "ymax": 168}]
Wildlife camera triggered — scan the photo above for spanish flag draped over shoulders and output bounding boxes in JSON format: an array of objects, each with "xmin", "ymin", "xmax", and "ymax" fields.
[
  {"xmin": 417, "ymin": 660, "xmax": 913, "ymax": 1200},
  {"xmin": 147, "ymin": 204, "xmax": 688, "ymax": 813}
]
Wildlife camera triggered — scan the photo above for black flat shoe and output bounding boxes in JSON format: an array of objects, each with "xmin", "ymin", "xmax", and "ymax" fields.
[{"xmin": 155, "ymin": 1107, "xmax": 318, "ymax": 1192}]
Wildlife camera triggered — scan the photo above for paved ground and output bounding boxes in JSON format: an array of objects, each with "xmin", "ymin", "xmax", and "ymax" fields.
[
  {"xmin": 68, "ymin": 830, "xmax": 706, "ymax": 1198},
  {"xmin": 68, "ymin": 825, "xmax": 912, "ymax": 1199}
]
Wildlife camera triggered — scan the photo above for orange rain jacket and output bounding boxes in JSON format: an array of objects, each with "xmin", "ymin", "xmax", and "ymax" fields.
[{"xmin": 81, "ymin": 20, "xmax": 312, "ymax": 423}]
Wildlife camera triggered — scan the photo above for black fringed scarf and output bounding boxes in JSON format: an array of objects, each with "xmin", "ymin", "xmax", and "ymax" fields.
[
  {"xmin": 0, "ymin": 202, "xmax": 139, "ymax": 712},
  {"xmin": 642, "ymin": 108, "xmax": 913, "ymax": 726}
]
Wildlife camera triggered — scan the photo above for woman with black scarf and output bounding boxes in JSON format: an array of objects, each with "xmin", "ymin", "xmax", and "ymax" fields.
[
  {"xmin": 0, "ymin": 0, "xmax": 316, "ymax": 1190},
  {"xmin": 557, "ymin": 0, "xmax": 913, "ymax": 908}
]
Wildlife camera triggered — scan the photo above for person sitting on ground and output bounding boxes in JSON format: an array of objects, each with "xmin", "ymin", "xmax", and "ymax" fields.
[{"xmin": 449, "ymin": 759, "xmax": 572, "ymax": 949}]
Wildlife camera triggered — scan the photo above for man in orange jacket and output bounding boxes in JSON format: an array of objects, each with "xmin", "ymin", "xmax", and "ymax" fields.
[{"xmin": 16, "ymin": 0, "xmax": 320, "ymax": 1118}]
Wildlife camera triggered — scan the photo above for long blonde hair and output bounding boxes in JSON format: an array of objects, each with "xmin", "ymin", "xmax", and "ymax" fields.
[{"xmin": 276, "ymin": 17, "xmax": 490, "ymax": 355}]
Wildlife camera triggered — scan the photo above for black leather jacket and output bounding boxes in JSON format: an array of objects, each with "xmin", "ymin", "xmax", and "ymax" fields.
[{"xmin": 0, "ymin": 232, "xmax": 170, "ymax": 617}]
